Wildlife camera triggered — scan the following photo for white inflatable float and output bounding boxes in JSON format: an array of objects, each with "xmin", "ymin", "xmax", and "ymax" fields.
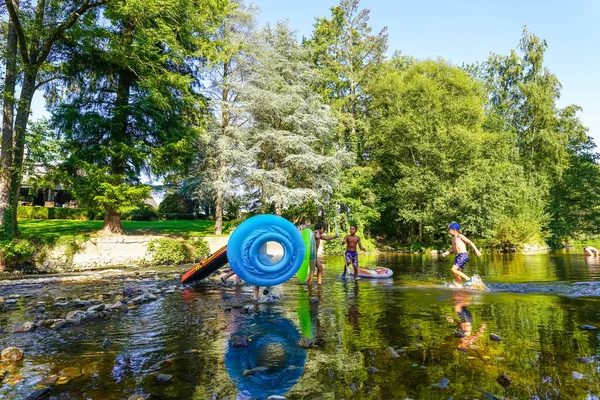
[{"xmin": 347, "ymin": 267, "xmax": 393, "ymax": 279}]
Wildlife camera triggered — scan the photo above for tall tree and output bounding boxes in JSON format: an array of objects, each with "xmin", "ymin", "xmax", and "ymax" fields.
[
  {"xmin": 194, "ymin": 0, "xmax": 256, "ymax": 234},
  {"xmin": 246, "ymin": 23, "xmax": 342, "ymax": 216},
  {"xmin": 0, "ymin": 0, "xmax": 110, "ymax": 242},
  {"xmin": 308, "ymin": 0, "xmax": 388, "ymax": 160},
  {"xmin": 49, "ymin": 0, "xmax": 230, "ymax": 233}
]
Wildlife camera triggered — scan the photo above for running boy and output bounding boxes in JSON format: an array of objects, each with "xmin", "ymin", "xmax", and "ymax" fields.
[
  {"xmin": 441, "ymin": 222, "xmax": 481, "ymax": 287},
  {"xmin": 308, "ymin": 222, "xmax": 339, "ymax": 285},
  {"xmin": 342, "ymin": 225, "xmax": 365, "ymax": 281}
]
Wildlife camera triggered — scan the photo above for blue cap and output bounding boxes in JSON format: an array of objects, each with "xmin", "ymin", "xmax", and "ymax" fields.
[{"xmin": 447, "ymin": 222, "xmax": 460, "ymax": 231}]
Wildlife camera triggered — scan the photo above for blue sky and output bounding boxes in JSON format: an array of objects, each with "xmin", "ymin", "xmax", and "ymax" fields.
[
  {"xmin": 252, "ymin": 0, "xmax": 600, "ymax": 143},
  {"xmin": 30, "ymin": 0, "xmax": 600, "ymax": 142}
]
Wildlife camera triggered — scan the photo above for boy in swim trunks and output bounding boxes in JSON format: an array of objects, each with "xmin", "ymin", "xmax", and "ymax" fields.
[
  {"xmin": 308, "ymin": 222, "xmax": 339, "ymax": 285},
  {"xmin": 584, "ymin": 246, "xmax": 599, "ymax": 256},
  {"xmin": 441, "ymin": 222, "xmax": 481, "ymax": 287},
  {"xmin": 342, "ymin": 225, "xmax": 365, "ymax": 281}
]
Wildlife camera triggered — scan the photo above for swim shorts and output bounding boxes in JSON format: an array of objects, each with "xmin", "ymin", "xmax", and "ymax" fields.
[
  {"xmin": 345, "ymin": 251, "xmax": 359, "ymax": 268},
  {"xmin": 454, "ymin": 252, "xmax": 469, "ymax": 269},
  {"xmin": 458, "ymin": 306, "xmax": 473, "ymax": 323}
]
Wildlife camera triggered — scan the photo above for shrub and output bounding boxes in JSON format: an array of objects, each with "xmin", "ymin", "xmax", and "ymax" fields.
[
  {"xmin": 147, "ymin": 237, "xmax": 210, "ymax": 265},
  {"xmin": 123, "ymin": 204, "xmax": 158, "ymax": 221},
  {"xmin": 223, "ymin": 219, "xmax": 242, "ymax": 234},
  {"xmin": 17, "ymin": 206, "xmax": 91, "ymax": 220},
  {"xmin": 158, "ymin": 193, "xmax": 194, "ymax": 214},
  {"xmin": 322, "ymin": 229, "xmax": 378, "ymax": 256},
  {"xmin": 0, "ymin": 239, "xmax": 36, "ymax": 267}
]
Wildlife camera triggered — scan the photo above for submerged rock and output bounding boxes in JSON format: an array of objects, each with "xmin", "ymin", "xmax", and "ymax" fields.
[
  {"xmin": 1, "ymin": 346, "xmax": 24, "ymax": 363},
  {"xmin": 432, "ymin": 378, "xmax": 449, "ymax": 389},
  {"xmin": 578, "ymin": 357, "xmax": 594, "ymax": 364},
  {"xmin": 385, "ymin": 346, "xmax": 400, "ymax": 359},
  {"xmin": 367, "ymin": 367, "xmax": 379, "ymax": 374},
  {"xmin": 87, "ymin": 304, "xmax": 105, "ymax": 312},
  {"xmin": 156, "ymin": 373, "xmax": 172, "ymax": 384},
  {"xmin": 582, "ymin": 324, "xmax": 597, "ymax": 330},
  {"xmin": 128, "ymin": 395, "xmax": 151, "ymax": 400},
  {"xmin": 232, "ymin": 336, "xmax": 249, "ymax": 348},
  {"xmin": 497, "ymin": 372, "xmax": 512, "ymax": 387},
  {"xmin": 53, "ymin": 320, "xmax": 73, "ymax": 330},
  {"xmin": 490, "ymin": 333, "xmax": 503, "ymax": 341},
  {"xmin": 298, "ymin": 338, "xmax": 315, "ymax": 349},
  {"xmin": 102, "ymin": 338, "xmax": 111, "ymax": 349},
  {"xmin": 309, "ymin": 297, "xmax": 319, "ymax": 304},
  {"xmin": 65, "ymin": 310, "xmax": 87, "ymax": 324},
  {"xmin": 24, "ymin": 387, "xmax": 51, "ymax": 400},
  {"xmin": 243, "ymin": 366, "xmax": 268, "ymax": 376},
  {"xmin": 37, "ymin": 375, "xmax": 59, "ymax": 387},
  {"xmin": 15, "ymin": 322, "xmax": 37, "ymax": 333},
  {"xmin": 572, "ymin": 371, "xmax": 585, "ymax": 380}
]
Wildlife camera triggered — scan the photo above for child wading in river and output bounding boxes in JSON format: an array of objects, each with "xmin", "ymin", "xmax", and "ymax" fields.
[
  {"xmin": 342, "ymin": 225, "xmax": 366, "ymax": 281},
  {"xmin": 308, "ymin": 222, "xmax": 339, "ymax": 285},
  {"xmin": 442, "ymin": 222, "xmax": 481, "ymax": 287}
]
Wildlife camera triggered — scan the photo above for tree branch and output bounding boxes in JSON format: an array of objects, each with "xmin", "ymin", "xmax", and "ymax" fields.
[
  {"xmin": 5, "ymin": 0, "xmax": 31, "ymax": 64},
  {"xmin": 36, "ymin": 0, "xmax": 112, "ymax": 67}
]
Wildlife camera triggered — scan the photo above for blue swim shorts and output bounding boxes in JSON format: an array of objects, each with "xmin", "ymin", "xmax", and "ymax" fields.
[
  {"xmin": 345, "ymin": 251, "xmax": 359, "ymax": 268},
  {"xmin": 454, "ymin": 252, "xmax": 469, "ymax": 269}
]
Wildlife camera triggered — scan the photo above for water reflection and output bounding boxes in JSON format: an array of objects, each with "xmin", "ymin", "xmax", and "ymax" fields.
[{"xmin": 225, "ymin": 312, "xmax": 306, "ymax": 399}]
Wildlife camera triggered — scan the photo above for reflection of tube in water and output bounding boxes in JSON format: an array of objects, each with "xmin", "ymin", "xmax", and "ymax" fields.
[{"xmin": 225, "ymin": 312, "xmax": 307, "ymax": 398}]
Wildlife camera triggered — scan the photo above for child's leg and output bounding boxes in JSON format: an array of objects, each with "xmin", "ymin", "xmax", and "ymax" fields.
[
  {"xmin": 316, "ymin": 259, "xmax": 323, "ymax": 285},
  {"xmin": 451, "ymin": 265, "xmax": 470, "ymax": 283},
  {"xmin": 253, "ymin": 286, "xmax": 260, "ymax": 300},
  {"xmin": 353, "ymin": 255, "xmax": 359, "ymax": 281}
]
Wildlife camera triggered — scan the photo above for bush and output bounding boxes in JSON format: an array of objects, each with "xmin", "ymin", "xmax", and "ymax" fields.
[
  {"xmin": 147, "ymin": 237, "xmax": 210, "ymax": 265},
  {"xmin": 17, "ymin": 206, "xmax": 91, "ymax": 220},
  {"xmin": 158, "ymin": 193, "xmax": 194, "ymax": 214},
  {"xmin": 0, "ymin": 239, "xmax": 36, "ymax": 267},
  {"xmin": 123, "ymin": 204, "xmax": 158, "ymax": 221},
  {"xmin": 158, "ymin": 213, "xmax": 195, "ymax": 220},
  {"xmin": 223, "ymin": 219, "xmax": 242, "ymax": 234}
]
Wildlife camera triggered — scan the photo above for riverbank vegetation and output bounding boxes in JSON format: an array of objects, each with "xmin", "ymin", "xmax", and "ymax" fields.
[{"xmin": 0, "ymin": 0, "xmax": 597, "ymax": 268}]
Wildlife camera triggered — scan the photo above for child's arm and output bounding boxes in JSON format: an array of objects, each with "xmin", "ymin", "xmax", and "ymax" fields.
[
  {"xmin": 358, "ymin": 237, "xmax": 366, "ymax": 252},
  {"xmin": 460, "ymin": 234, "xmax": 481, "ymax": 256},
  {"xmin": 320, "ymin": 234, "xmax": 339, "ymax": 241},
  {"xmin": 341, "ymin": 235, "xmax": 348, "ymax": 246}
]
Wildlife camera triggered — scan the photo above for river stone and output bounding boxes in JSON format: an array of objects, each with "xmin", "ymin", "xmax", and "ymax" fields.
[
  {"xmin": 37, "ymin": 374, "xmax": 59, "ymax": 386},
  {"xmin": 37, "ymin": 306, "xmax": 46, "ymax": 314},
  {"xmin": 385, "ymin": 346, "xmax": 400, "ymax": 359},
  {"xmin": 572, "ymin": 371, "xmax": 585, "ymax": 380},
  {"xmin": 309, "ymin": 297, "xmax": 319, "ymax": 304},
  {"xmin": 578, "ymin": 357, "xmax": 594, "ymax": 364},
  {"xmin": 131, "ymin": 294, "xmax": 148, "ymax": 304},
  {"xmin": 4, "ymin": 299, "xmax": 18, "ymax": 305},
  {"xmin": 24, "ymin": 387, "xmax": 51, "ymax": 400},
  {"xmin": 8, "ymin": 294, "xmax": 20, "ymax": 299},
  {"xmin": 367, "ymin": 367, "xmax": 379, "ymax": 374},
  {"xmin": 37, "ymin": 319, "xmax": 56, "ymax": 328},
  {"xmin": 87, "ymin": 304, "xmax": 105, "ymax": 312},
  {"xmin": 266, "ymin": 396, "xmax": 287, "ymax": 400},
  {"xmin": 497, "ymin": 372, "xmax": 512, "ymax": 387},
  {"xmin": 243, "ymin": 366, "xmax": 268, "ymax": 376},
  {"xmin": 490, "ymin": 333, "xmax": 503, "ymax": 341},
  {"xmin": 298, "ymin": 338, "xmax": 314, "ymax": 349},
  {"xmin": 15, "ymin": 322, "xmax": 37, "ymax": 333},
  {"xmin": 128, "ymin": 395, "xmax": 151, "ymax": 400},
  {"xmin": 232, "ymin": 336, "xmax": 249, "ymax": 348},
  {"xmin": 107, "ymin": 301, "xmax": 123, "ymax": 310},
  {"xmin": 1, "ymin": 346, "xmax": 24, "ymax": 362},
  {"xmin": 53, "ymin": 320, "xmax": 73, "ymax": 330},
  {"xmin": 54, "ymin": 302, "xmax": 70, "ymax": 308},
  {"xmin": 582, "ymin": 324, "xmax": 597, "ymax": 330},
  {"xmin": 432, "ymin": 377, "xmax": 449, "ymax": 389},
  {"xmin": 66, "ymin": 310, "xmax": 87, "ymax": 324},
  {"xmin": 102, "ymin": 338, "xmax": 111, "ymax": 348},
  {"xmin": 156, "ymin": 373, "xmax": 172, "ymax": 384}
]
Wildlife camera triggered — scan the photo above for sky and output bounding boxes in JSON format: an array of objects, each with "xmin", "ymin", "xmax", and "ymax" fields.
[{"xmin": 30, "ymin": 0, "xmax": 600, "ymax": 142}]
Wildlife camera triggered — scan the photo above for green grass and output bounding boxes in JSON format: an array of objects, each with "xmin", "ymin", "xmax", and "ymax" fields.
[{"xmin": 18, "ymin": 219, "xmax": 220, "ymax": 243}]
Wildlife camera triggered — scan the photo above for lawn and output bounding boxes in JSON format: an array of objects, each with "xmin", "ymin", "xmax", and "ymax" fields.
[{"xmin": 18, "ymin": 219, "xmax": 221, "ymax": 243}]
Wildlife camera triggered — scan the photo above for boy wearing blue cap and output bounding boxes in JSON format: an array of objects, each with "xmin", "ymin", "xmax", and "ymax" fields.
[{"xmin": 442, "ymin": 222, "xmax": 481, "ymax": 287}]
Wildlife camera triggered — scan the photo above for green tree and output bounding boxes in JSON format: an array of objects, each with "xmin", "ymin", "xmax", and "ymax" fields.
[
  {"xmin": 246, "ymin": 23, "xmax": 342, "ymax": 216},
  {"xmin": 308, "ymin": 0, "xmax": 388, "ymax": 160},
  {"xmin": 48, "ymin": 0, "xmax": 230, "ymax": 233}
]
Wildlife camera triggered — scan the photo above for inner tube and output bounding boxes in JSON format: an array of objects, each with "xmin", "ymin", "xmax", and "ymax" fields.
[
  {"xmin": 296, "ymin": 229, "xmax": 316, "ymax": 282},
  {"xmin": 348, "ymin": 267, "xmax": 393, "ymax": 279},
  {"xmin": 181, "ymin": 245, "xmax": 228, "ymax": 284},
  {"xmin": 225, "ymin": 312, "xmax": 306, "ymax": 398},
  {"xmin": 227, "ymin": 215, "xmax": 305, "ymax": 287}
]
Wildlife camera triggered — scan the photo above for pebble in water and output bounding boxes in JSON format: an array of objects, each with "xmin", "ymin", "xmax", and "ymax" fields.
[
  {"xmin": 497, "ymin": 373, "xmax": 512, "ymax": 387},
  {"xmin": 578, "ymin": 357, "xmax": 594, "ymax": 364},
  {"xmin": 582, "ymin": 324, "xmax": 598, "ymax": 330},
  {"xmin": 128, "ymin": 395, "xmax": 151, "ymax": 400},
  {"xmin": 385, "ymin": 346, "xmax": 400, "ymax": 359},
  {"xmin": 231, "ymin": 336, "xmax": 249, "ymax": 348},
  {"xmin": 156, "ymin": 373, "xmax": 172, "ymax": 384},
  {"xmin": 572, "ymin": 371, "xmax": 585, "ymax": 380},
  {"xmin": 298, "ymin": 338, "xmax": 315, "ymax": 349},
  {"xmin": 102, "ymin": 338, "xmax": 111, "ymax": 349},
  {"xmin": 1, "ymin": 347, "xmax": 24, "ymax": 363},
  {"xmin": 432, "ymin": 378, "xmax": 449, "ymax": 389},
  {"xmin": 24, "ymin": 387, "xmax": 51, "ymax": 400},
  {"xmin": 490, "ymin": 333, "xmax": 503, "ymax": 341},
  {"xmin": 367, "ymin": 367, "xmax": 379, "ymax": 374}
]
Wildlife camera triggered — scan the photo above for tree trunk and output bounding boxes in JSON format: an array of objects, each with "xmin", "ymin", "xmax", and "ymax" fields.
[
  {"xmin": 275, "ymin": 202, "xmax": 282, "ymax": 216},
  {"xmin": 9, "ymin": 71, "xmax": 38, "ymax": 235},
  {"xmin": 214, "ymin": 191, "xmax": 223, "ymax": 235},
  {"xmin": 102, "ymin": 68, "xmax": 133, "ymax": 234},
  {"xmin": 103, "ymin": 208, "xmax": 125, "ymax": 235},
  {"xmin": 0, "ymin": 0, "xmax": 20, "ymax": 252}
]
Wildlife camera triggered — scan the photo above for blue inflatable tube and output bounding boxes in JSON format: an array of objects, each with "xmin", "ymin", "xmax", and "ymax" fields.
[{"xmin": 227, "ymin": 215, "xmax": 305, "ymax": 286}]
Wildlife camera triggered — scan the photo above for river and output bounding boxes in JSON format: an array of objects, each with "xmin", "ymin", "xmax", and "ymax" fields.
[{"xmin": 1, "ymin": 249, "xmax": 600, "ymax": 399}]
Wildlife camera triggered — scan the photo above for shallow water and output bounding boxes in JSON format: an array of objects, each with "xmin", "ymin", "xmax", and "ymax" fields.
[{"xmin": 1, "ymin": 251, "xmax": 600, "ymax": 399}]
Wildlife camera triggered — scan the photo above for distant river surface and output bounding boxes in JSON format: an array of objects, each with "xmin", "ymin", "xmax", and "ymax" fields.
[{"xmin": 0, "ymin": 249, "xmax": 600, "ymax": 399}]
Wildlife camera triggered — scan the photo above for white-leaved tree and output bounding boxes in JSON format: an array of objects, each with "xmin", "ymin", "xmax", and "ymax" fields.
[
  {"xmin": 246, "ymin": 23, "xmax": 343, "ymax": 216},
  {"xmin": 194, "ymin": 0, "xmax": 257, "ymax": 234}
]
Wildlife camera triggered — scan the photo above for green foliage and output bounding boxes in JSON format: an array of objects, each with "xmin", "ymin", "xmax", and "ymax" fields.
[
  {"xmin": 17, "ymin": 206, "xmax": 91, "ymax": 220},
  {"xmin": 147, "ymin": 237, "xmax": 210, "ymax": 265},
  {"xmin": 158, "ymin": 193, "xmax": 195, "ymax": 214},
  {"xmin": 123, "ymin": 204, "xmax": 158, "ymax": 221},
  {"xmin": 322, "ymin": 228, "xmax": 377, "ymax": 255},
  {"xmin": 0, "ymin": 239, "xmax": 36, "ymax": 267},
  {"xmin": 158, "ymin": 213, "xmax": 196, "ymax": 221}
]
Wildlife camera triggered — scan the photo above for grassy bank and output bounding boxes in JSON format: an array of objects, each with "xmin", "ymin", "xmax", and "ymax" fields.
[{"xmin": 18, "ymin": 219, "xmax": 221, "ymax": 243}]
